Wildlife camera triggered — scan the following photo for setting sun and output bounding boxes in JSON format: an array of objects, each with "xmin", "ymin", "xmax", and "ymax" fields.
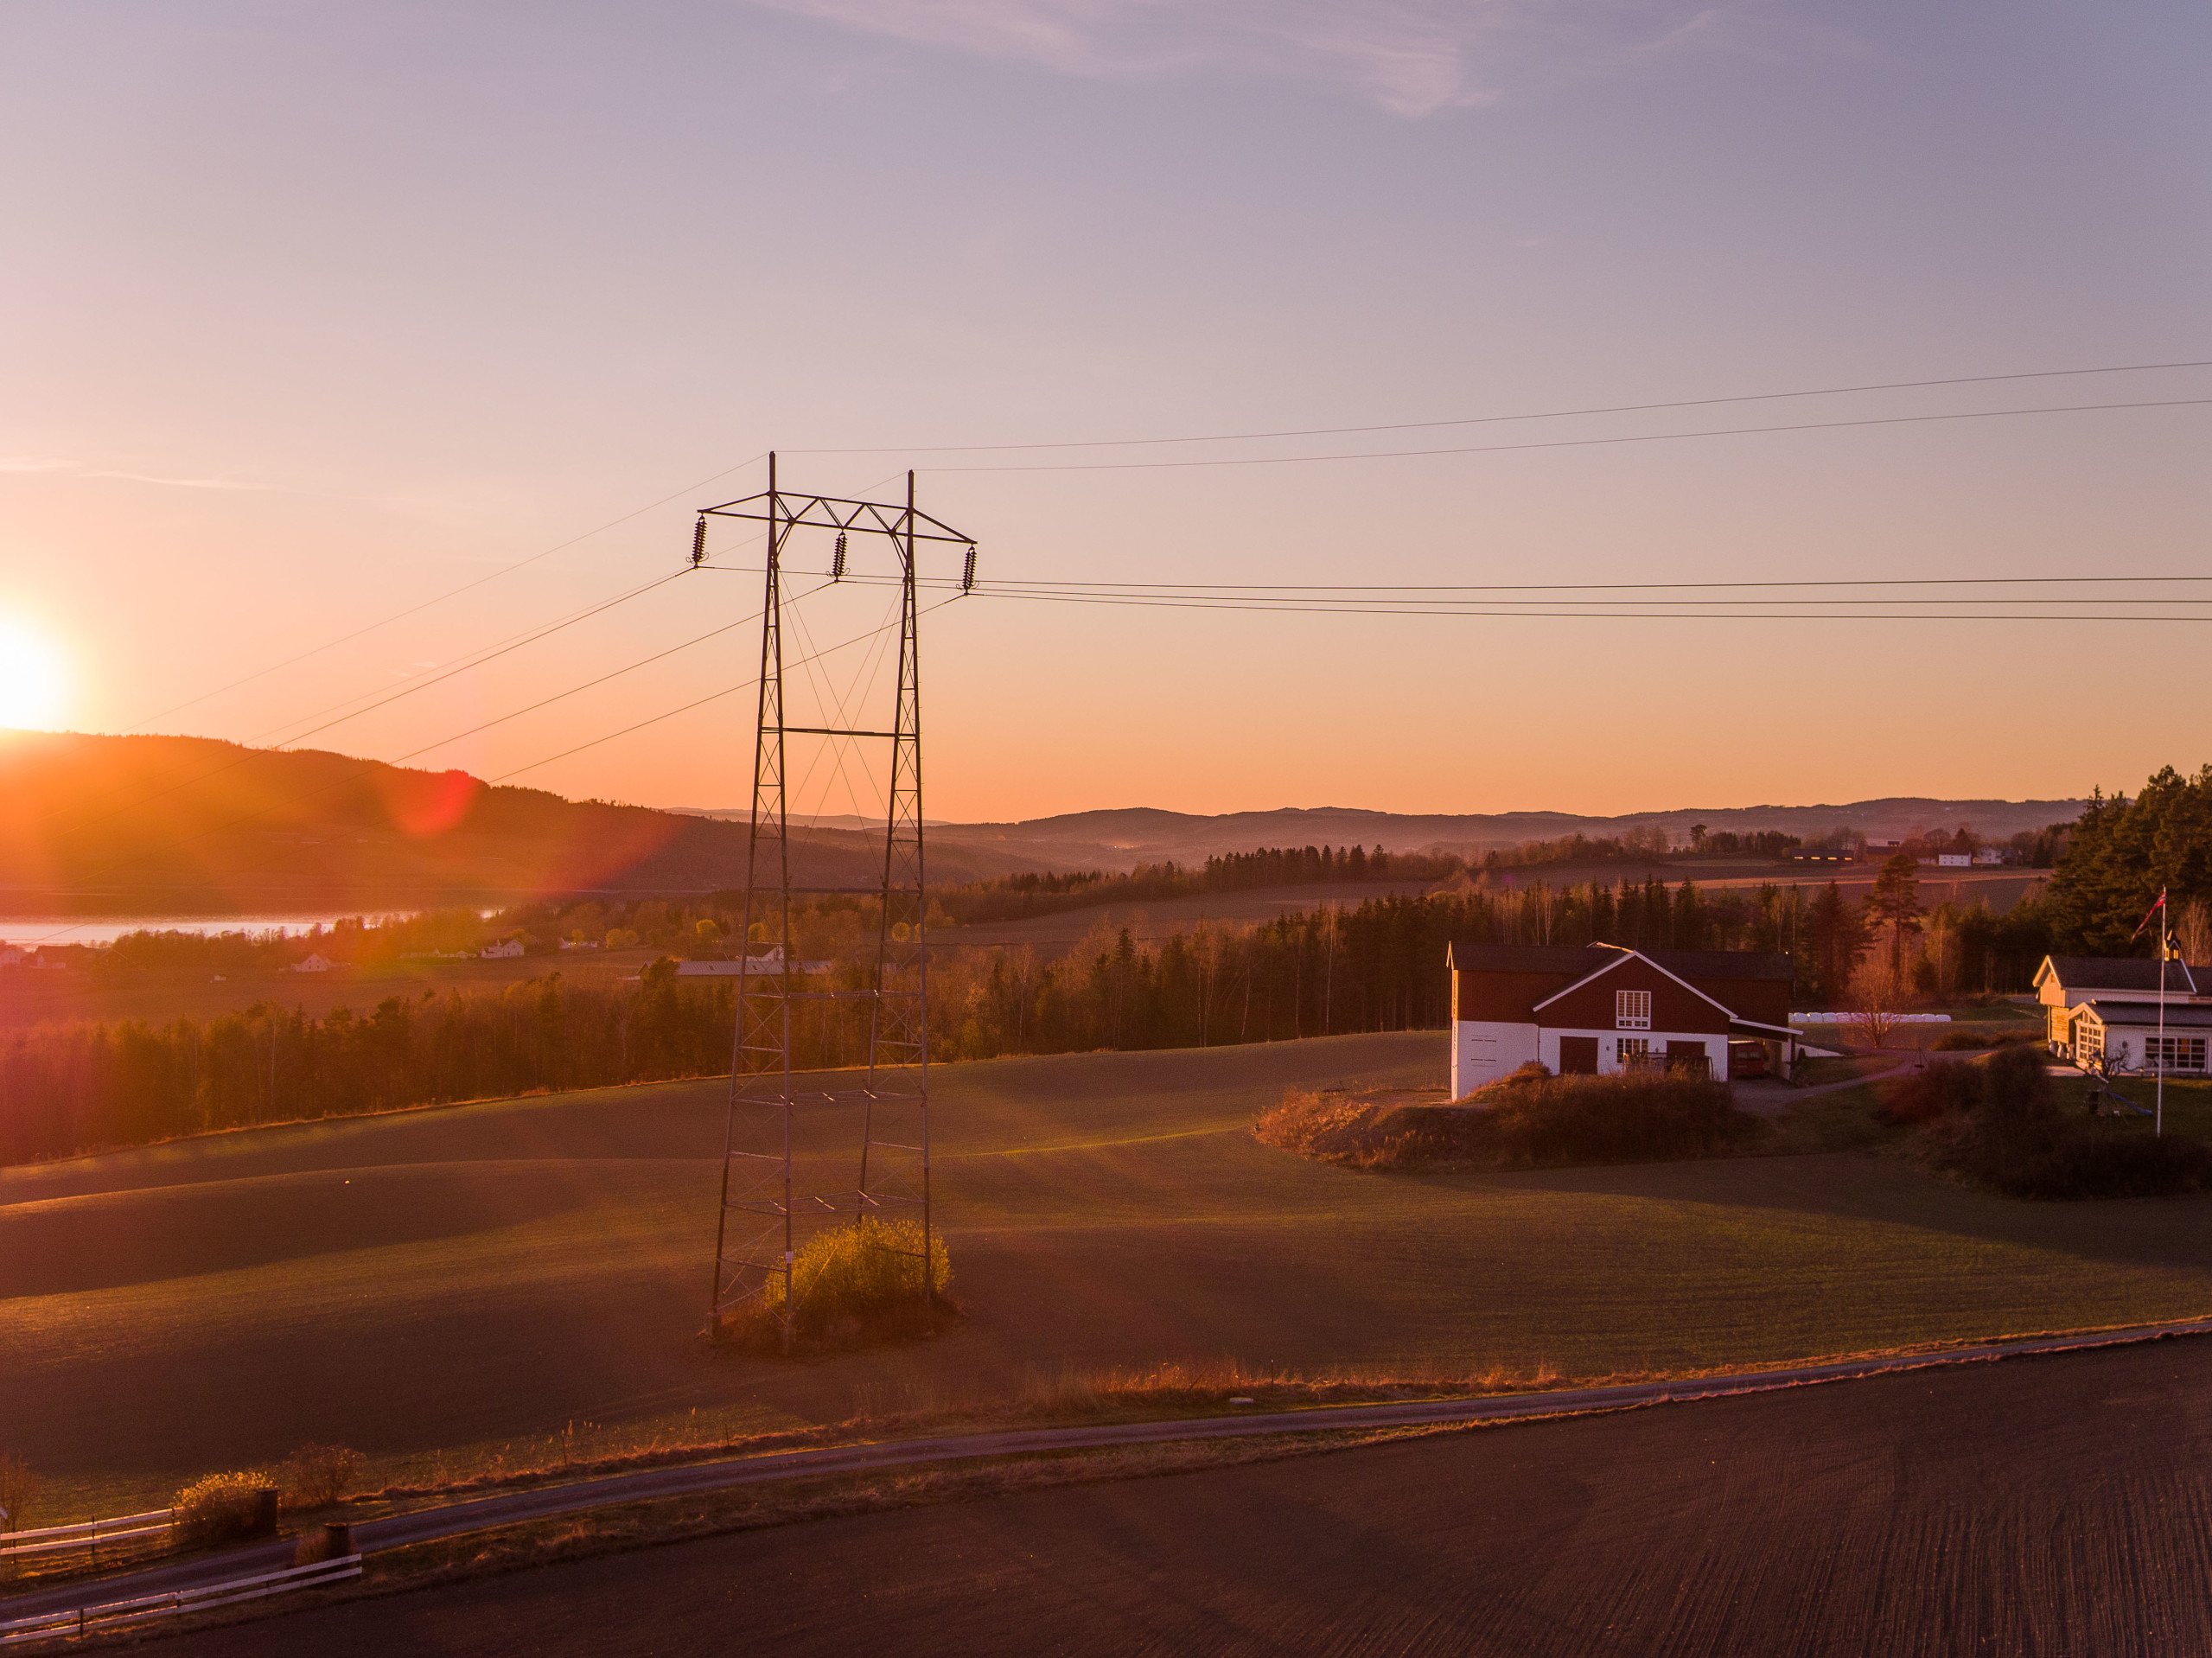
[{"xmin": 0, "ymin": 615, "xmax": 68, "ymax": 730}]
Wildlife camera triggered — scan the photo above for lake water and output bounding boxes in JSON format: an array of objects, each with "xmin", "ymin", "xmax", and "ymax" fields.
[{"xmin": 0, "ymin": 913, "xmax": 427, "ymax": 948}]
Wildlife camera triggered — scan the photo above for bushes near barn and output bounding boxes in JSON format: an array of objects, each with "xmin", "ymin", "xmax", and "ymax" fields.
[{"xmin": 1257, "ymin": 1069, "xmax": 1763, "ymax": 1171}]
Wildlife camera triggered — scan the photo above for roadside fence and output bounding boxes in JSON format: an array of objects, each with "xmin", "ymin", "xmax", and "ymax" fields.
[
  {"xmin": 0, "ymin": 1555, "xmax": 361, "ymax": 1645},
  {"xmin": 0, "ymin": 1511, "xmax": 171, "ymax": 1565}
]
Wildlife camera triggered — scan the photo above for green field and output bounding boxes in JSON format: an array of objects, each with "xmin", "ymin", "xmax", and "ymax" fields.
[{"xmin": 8, "ymin": 1031, "xmax": 2212, "ymax": 1518}]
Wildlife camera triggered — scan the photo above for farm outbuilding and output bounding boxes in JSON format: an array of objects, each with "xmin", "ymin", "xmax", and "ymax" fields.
[
  {"xmin": 1447, "ymin": 942, "xmax": 1798, "ymax": 1097},
  {"xmin": 2031, "ymin": 956, "xmax": 2204, "ymax": 1051},
  {"xmin": 2067, "ymin": 999, "xmax": 2212, "ymax": 1074}
]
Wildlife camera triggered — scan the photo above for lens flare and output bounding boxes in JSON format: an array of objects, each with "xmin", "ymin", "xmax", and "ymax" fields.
[{"xmin": 0, "ymin": 617, "xmax": 68, "ymax": 730}]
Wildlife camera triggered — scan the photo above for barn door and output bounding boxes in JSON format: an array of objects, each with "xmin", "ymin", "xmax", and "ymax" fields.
[{"xmin": 1559, "ymin": 1036, "xmax": 1599, "ymax": 1075}]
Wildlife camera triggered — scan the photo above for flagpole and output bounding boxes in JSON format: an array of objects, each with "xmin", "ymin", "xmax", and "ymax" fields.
[{"xmin": 2158, "ymin": 896, "xmax": 2168, "ymax": 1138}]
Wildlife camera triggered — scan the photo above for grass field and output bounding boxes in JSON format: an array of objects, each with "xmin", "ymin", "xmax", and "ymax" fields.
[{"xmin": 9, "ymin": 1030, "xmax": 2212, "ymax": 1521}]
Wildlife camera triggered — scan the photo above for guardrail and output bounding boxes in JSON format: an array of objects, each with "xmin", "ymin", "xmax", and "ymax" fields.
[
  {"xmin": 0, "ymin": 1511, "xmax": 172, "ymax": 1562},
  {"xmin": 0, "ymin": 1555, "xmax": 361, "ymax": 1645}
]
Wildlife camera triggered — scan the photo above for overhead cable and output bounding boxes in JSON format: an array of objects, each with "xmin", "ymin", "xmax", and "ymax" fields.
[
  {"xmin": 784, "ymin": 359, "xmax": 2212, "ymax": 456},
  {"xmin": 927, "ymin": 397, "xmax": 2212, "ymax": 474}
]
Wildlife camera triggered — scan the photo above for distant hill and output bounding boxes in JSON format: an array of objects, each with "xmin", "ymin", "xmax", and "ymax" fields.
[
  {"xmin": 683, "ymin": 799, "xmax": 2087, "ymax": 877},
  {"xmin": 0, "ymin": 731, "xmax": 1047, "ymax": 915},
  {"xmin": 2, "ymin": 729, "xmax": 2084, "ymax": 915}
]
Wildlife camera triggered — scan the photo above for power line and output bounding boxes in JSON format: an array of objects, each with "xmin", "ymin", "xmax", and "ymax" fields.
[
  {"xmin": 957, "ymin": 590, "xmax": 2212, "ymax": 623},
  {"xmin": 709, "ymin": 563, "xmax": 2212, "ymax": 616},
  {"xmin": 490, "ymin": 595, "xmax": 966, "ymax": 782},
  {"xmin": 787, "ymin": 359, "xmax": 2212, "ymax": 456},
  {"xmin": 928, "ymin": 397, "xmax": 2212, "ymax": 474},
  {"xmin": 17, "ymin": 594, "xmax": 936, "ymax": 946},
  {"xmin": 118, "ymin": 451, "xmax": 768, "ymax": 732},
  {"xmin": 30, "ymin": 568, "xmax": 694, "ymax": 837}
]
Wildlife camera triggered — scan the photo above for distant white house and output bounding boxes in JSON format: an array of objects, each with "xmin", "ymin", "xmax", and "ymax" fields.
[
  {"xmin": 481, "ymin": 939, "xmax": 526, "ymax": 959},
  {"xmin": 1935, "ymin": 852, "xmax": 1972, "ymax": 867},
  {"xmin": 29, "ymin": 950, "xmax": 70, "ymax": 971},
  {"xmin": 290, "ymin": 953, "xmax": 335, "ymax": 973},
  {"xmin": 0, "ymin": 945, "xmax": 23, "ymax": 968},
  {"xmin": 1973, "ymin": 848, "xmax": 2005, "ymax": 865},
  {"xmin": 558, "ymin": 939, "xmax": 601, "ymax": 952}
]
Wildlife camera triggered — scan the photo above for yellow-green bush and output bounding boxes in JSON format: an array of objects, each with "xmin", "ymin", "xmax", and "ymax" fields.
[
  {"xmin": 753, "ymin": 1217, "xmax": 952, "ymax": 1344},
  {"xmin": 172, "ymin": 1471, "xmax": 268, "ymax": 1547}
]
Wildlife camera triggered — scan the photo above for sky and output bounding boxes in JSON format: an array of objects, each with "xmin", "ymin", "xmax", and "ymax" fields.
[{"xmin": 3, "ymin": 0, "xmax": 2208, "ymax": 824}]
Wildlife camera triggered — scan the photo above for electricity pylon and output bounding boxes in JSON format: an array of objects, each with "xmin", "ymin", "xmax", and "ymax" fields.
[{"xmin": 701, "ymin": 456, "xmax": 974, "ymax": 1342}]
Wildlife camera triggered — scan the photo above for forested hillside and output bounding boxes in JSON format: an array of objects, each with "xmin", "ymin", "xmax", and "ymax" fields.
[{"xmin": 0, "ymin": 730, "xmax": 1027, "ymax": 910}]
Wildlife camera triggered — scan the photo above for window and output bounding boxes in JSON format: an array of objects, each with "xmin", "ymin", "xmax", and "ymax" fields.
[
  {"xmin": 2149, "ymin": 1036, "xmax": 2207, "ymax": 1073},
  {"xmin": 1616, "ymin": 990, "xmax": 1651, "ymax": 1030}
]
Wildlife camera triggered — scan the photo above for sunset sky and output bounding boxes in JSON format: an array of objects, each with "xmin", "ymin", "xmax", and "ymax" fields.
[{"xmin": 3, "ymin": 1, "xmax": 2208, "ymax": 823}]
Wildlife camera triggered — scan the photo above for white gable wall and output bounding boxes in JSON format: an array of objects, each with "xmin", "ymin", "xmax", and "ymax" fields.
[{"xmin": 1452, "ymin": 1020, "xmax": 1539, "ymax": 1099}]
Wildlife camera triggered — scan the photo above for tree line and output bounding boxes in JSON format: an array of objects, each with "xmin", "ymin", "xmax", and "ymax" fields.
[
  {"xmin": 933, "ymin": 844, "xmax": 1462, "ymax": 925},
  {"xmin": 0, "ymin": 873, "xmax": 2022, "ymax": 1165}
]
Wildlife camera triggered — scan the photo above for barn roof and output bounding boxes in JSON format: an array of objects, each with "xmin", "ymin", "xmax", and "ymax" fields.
[{"xmin": 1445, "ymin": 942, "xmax": 1794, "ymax": 983}]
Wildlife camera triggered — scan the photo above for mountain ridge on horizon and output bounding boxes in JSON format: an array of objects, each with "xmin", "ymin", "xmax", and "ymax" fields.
[
  {"xmin": 2, "ymin": 730, "xmax": 2087, "ymax": 915},
  {"xmin": 674, "ymin": 795, "xmax": 2086, "ymax": 876}
]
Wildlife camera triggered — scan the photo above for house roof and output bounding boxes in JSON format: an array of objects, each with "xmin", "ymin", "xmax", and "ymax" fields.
[
  {"xmin": 1446, "ymin": 942, "xmax": 1793, "ymax": 982},
  {"xmin": 2032, "ymin": 955, "xmax": 2197, "ymax": 995},
  {"xmin": 2078, "ymin": 999, "xmax": 2212, "ymax": 1030}
]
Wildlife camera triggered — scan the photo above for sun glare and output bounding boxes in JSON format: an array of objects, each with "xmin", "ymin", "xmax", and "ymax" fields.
[{"xmin": 0, "ymin": 616, "xmax": 69, "ymax": 730}]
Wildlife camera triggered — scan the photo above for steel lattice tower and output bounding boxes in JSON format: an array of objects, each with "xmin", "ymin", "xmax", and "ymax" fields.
[{"xmin": 703, "ymin": 456, "xmax": 973, "ymax": 1342}]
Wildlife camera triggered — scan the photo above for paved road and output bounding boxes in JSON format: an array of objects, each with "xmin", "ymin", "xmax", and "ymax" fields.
[
  {"xmin": 11, "ymin": 1315, "xmax": 2212, "ymax": 1629},
  {"xmin": 156, "ymin": 1334, "xmax": 2212, "ymax": 1656}
]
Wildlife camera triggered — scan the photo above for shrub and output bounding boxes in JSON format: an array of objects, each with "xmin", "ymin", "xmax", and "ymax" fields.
[
  {"xmin": 725, "ymin": 1218, "xmax": 953, "ymax": 1350},
  {"xmin": 172, "ymin": 1472, "xmax": 270, "ymax": 1547},
  {"xmin": 1259, "ymin": 1072, "xmax": 1762, "ymax": 1171},
  {"xmin": 1898, "ymin": 1048, "xmax": 2212, "ymax": 1199},
  {"xmin": 277, "ymin": 1444, "xmax": 362, "ymax": 1510},
  {"xmin": 0, "ymin": 1452, "xmax": 38, "ymax": 1538},
  {"xmin": 1883, "ymin": 1059, "xmax": 1987, "ymax": 1124}
]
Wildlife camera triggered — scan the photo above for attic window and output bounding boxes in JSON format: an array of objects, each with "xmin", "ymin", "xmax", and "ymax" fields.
[{"xmin": 1616, "ymin": 989, "xmax": 1651, "ymax": 1030}]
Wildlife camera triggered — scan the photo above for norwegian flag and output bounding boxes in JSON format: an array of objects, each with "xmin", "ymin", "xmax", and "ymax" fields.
[{"xmin": 2132, "ymin": 888, "xmax": 2168, "ymax": 941}]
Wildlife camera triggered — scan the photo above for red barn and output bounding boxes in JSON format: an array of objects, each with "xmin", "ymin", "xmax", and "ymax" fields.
[{"xmin": 1447, "ymin": 942, "xmax": 1798, "ymax": 1096}]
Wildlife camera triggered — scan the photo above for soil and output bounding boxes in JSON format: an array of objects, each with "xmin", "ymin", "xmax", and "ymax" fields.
[{"xmin": 152, "ymin": 1336, "xmax": 2212, "ymax": 1656}]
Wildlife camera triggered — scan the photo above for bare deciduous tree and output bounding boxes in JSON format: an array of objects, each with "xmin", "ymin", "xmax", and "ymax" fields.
[
  {"xmin": 2177, "ymin": 898, "xmax": 2212, "ymax": 968},
  {"xmin": 1847, "ymin": 954, "xmax": 1913, "ymax": 1049}
]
